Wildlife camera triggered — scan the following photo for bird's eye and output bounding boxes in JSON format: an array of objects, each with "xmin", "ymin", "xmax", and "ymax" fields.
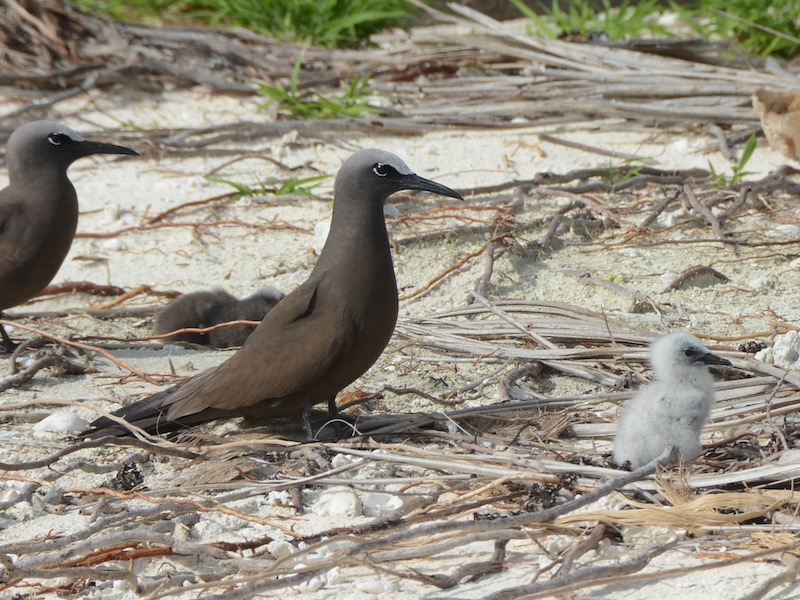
[
  {"xmin": 373, "ymin": 163, "xmax": 395, "ymax": 177},
  {"xmin": 683, "ymin": 348, "xmax": 697, "ymax": 357},
  {"xmin": 47, "ymin": 133, "xmax": 68, "ymax": 146}
]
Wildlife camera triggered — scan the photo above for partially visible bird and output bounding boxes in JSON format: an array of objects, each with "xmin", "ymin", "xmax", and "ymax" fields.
[
  {"xmin": 753, "ymin": 87, "xmax": 800, "ymax": 162},
  {"xmin": 87, "ymin": 149, "xmax": 462, "ymax": 438},
  {"xmin": 154, "ymin": 286, "xmax": 286, "ymax": 348},
  {"xmin": 0, "ymin": 120, "xmax": 138, "ymax": 349},
  {"xmin": 613, "ymin": 332, "xmax": 731, "ymax": 469}
]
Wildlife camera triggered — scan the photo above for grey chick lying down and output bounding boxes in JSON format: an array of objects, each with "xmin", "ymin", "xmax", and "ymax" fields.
[
  {"xmin": 153, "ymin": 286, "xmax": 285, "ymax": 348},
  {"xmin": 613, "ymin": 332, "xmax": 731, "ymax": 469}
]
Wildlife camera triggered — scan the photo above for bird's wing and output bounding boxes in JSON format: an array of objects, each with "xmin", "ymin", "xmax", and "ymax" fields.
[
  {"xmin": 163, "ymin": 278, "xmax": 358, "ymax": 420},
  {"xmin": 0, "ymin": 200, "xmax": 30, "ymax": 273}
]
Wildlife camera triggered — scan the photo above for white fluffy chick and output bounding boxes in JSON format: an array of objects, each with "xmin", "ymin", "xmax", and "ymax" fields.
[{"xmin": 613, "ymin": 332, "xmax": 731, "ymax": 469}]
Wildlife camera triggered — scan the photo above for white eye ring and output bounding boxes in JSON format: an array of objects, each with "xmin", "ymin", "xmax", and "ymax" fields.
[
  {"xmin": 48, "ymin": 134, "xmax": 63, "ymax": 146},
  {"xmin": 373, "ymin": 163, "xmax": 390, "ymax": 177}
]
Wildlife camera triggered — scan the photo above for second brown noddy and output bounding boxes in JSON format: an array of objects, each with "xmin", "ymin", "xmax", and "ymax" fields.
[
  {"xmin": 88, "ymin": 149, "xmax": 462, "ymax": 437},
  {"xmin": 0, "ymin": 120, "xmax": 138, "ymax": 349}
]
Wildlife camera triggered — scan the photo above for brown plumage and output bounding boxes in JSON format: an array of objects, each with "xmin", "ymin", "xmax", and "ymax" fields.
[
  {"xmin": 0, "ymin": 120, "xmax": 138, "ymax": 349},
  {"xmin": 88, "ymin": 149, "xmax": 462, "ymax": 437}
]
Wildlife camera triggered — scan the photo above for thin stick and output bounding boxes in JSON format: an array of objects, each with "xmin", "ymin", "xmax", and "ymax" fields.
[
  {"xmin": 0, "ymin": 320, "xmax": 160, "ymax": 383},
  {"xmin": 684, "ymin": 183, "xmax": 727, "ymax": 242}
]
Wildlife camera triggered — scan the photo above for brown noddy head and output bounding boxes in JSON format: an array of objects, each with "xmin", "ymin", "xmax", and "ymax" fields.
[
  {"xmin": 6, "ymin": 120, "xmax": 138, "ymax": 178},
  {"xmin": 334, "ymin": 149, "xmax": 462, "ymax": 207}
]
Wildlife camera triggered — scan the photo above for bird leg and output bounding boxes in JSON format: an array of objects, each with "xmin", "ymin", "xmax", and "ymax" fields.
[
  {"xmin": 0, "ymin": 318, "xmax": 18, "ymax": 352},
  {"xmin": 302, "ymin": 402, "xmax": 314, "ymax": 440},
  {"xmin": 327, "ymin": 396, "xmax": 338, "ymax": 419},
  {"xmin": 327, "ymin": 395, "xmax": 352, "ymax": 439},
  {"xmin": 301, "ymin": 397, "xmax": 340, "ymax": 440}
]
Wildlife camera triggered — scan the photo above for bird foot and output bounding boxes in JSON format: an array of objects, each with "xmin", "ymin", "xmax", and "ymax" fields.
[
  {"xmin": 301, "ymin": 399, "xmax": 350, "ymax": 440},
  {"xmin": 0, "ymin": 324, "xmax": 18, "ymax": 353}
]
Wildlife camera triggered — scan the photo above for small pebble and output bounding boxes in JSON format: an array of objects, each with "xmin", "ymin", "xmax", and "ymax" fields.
[
  {"xmin": 778, "ymin": 449, "xmax": 800, "ymax": 464},
  {"xmin": 101, "ymin": 238, "xmax": 126, "ymax": 251},
  {"xmin": 190, "ymin": 518, "xmax": 226, "ymax": 539},
  {"xmin": 771, "ymin": 331, "xmax": 800, "ymax": 370},
  {"xmin": 112, "ymin": 579, "xmax": 133, "ymax": 592},
  {"xmin": 5, "ymin": 501, "xmax": 37, "ymax": 522},
  {"xmin": 294, "ymin": 563, "xmax": 326, "ymax": 593},
  {"xmin": 749, "ymin": 274, "xmax": 778, "ymax": 290},
  {"xmin": 773, "ymin": 511, "xmax": 799, "ymax": 526},
  {"xmin": 312, "ymin": 487, "xmax": 362, "ymax": 518},
  {"xmin": 618, "ymin": 248, "xmax": 641, "ymax": 258},
  {"xmin": 267, "ymin": 540, "xmax": 296, "ymax": 560},
  {"xmin": 362, "ymin": 492, "xmax": 404, "ymax": 519},
  {"xmin": 766, "ymin": 224, "xmax": 800, "ymax": 237},
  {"xmin": 367, "ymin": 96, "xmax": 393, "ymax": 110},
  {"xmin": 264, "ymin": 490, "xmax": 294, "ymax": 507},
  {"xmin": 32, "ymin": 412, "xmax": 88, "ymax": 436},
  {"xmin": 41, "ymin": 485, "xmax": 64, "ymax": 505},
  {"xmin": 327, "ymin": 566, "xmax": 345, "ymax": 585},
  {"xmin": 356, "ymin": 579, "xmax": 399, "ymax": 594},
  {"xmin": 755, "ymin": 347, "xmax": 773, "ymax": 363}
]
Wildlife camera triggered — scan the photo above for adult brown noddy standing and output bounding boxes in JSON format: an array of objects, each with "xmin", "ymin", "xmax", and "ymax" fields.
[
  {"xmin": 0, "ymin": 120, "xmax": 138, "ymax": 349},
  {"xmin": 88, "ymin": 149, "xmax": 462, "ymax": 437}
]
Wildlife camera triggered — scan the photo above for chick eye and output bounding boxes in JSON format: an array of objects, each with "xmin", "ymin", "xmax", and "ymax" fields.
[
  {"xmin": 373, "ymin": 163, "xmax": 395, "ymax": 177},
  {"xmin": 683, "ymin": 348, "xmax": 697, "ymax": 357},
  {"xmin": 48, "ymin": 133, "xmax": 68, "ymax": 146}
]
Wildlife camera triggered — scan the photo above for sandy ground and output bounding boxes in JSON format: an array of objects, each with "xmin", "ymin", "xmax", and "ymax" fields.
[{"xmin": 1, "ymin": 45, "xmax": 800, "ymax": 599}]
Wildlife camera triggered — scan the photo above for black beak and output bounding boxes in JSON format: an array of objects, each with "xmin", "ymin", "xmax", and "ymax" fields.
[
  {"xmin": 76, "ymin": 140, "xmax": 139, "ymax": 158},
  {"xmin": 697, "ymin": 351, "xmax": 732, "ymax": 367},
  {"xmin": 401, "ymin": 173, "xmax": 462, "ymax": 201}
]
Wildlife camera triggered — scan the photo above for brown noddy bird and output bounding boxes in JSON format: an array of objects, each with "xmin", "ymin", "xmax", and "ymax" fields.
[
  {"xmin": 88, "ymin": 149, "xmax": 462, "ymax": 437},
  {"xmin": 0, "ymin": 120, "xmax": 138, "ymax": 349},
  {"xmin": 154, "ymin": 286, "xmax": 286, "ymax": 348}
]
